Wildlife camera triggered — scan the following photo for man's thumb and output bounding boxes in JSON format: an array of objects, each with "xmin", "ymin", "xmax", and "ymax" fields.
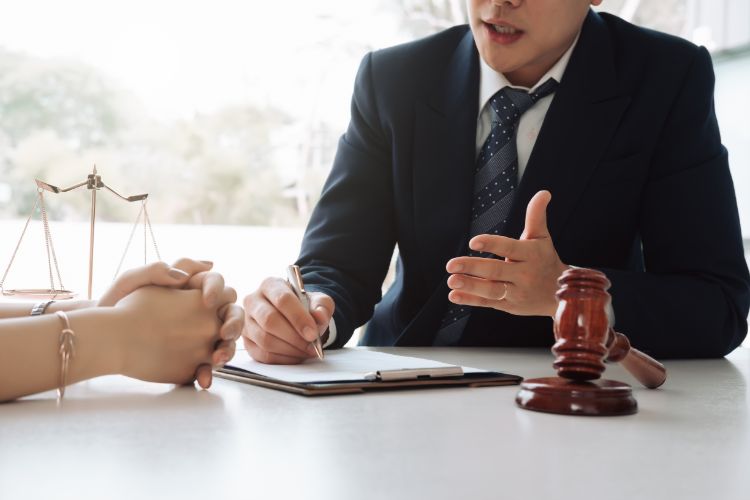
[{"xmin": 521, "ymin": 190, "xmax": 552, "ymax": 240}]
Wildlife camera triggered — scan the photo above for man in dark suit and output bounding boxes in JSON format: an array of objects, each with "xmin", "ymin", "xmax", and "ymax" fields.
[{"xmin": 242, "ymin": 0, "xmax": 750, "ymax": 362}]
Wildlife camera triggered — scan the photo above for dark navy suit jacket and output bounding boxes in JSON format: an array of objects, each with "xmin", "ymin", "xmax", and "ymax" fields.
[{"xmin": 297, "ymin": 10, "xmax": 750, "ymax": 358}]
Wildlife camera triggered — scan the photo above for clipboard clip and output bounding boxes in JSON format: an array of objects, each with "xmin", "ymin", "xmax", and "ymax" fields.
[{"xmin": 364, "ymin": 366, "xmax": 464, "ymax": 382}]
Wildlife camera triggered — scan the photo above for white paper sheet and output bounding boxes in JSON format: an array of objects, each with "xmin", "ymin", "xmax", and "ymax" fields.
[{"xmin": 224, "ymin": 348, "xmax": 484, "ymax": 383}]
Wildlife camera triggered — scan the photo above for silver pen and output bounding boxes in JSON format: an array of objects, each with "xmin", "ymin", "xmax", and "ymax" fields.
[{"xmin": 286, "ymin": 265, "xmax": 324, "ymax": 360}]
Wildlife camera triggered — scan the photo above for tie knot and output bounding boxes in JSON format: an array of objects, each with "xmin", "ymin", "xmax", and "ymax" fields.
[{"xmin": 489, "ymin": 78, "xmax": 558, "ymax": 127}]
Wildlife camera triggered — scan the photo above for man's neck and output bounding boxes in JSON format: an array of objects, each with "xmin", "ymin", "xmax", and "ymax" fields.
[{"xmin": 478, "ymin": 31, "xmax": 580, "ymax": 115}]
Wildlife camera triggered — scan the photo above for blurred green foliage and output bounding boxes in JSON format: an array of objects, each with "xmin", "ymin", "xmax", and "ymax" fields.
[{"xmin": 0, "ymin": 48, "xmax": 311, "ymax": 226}]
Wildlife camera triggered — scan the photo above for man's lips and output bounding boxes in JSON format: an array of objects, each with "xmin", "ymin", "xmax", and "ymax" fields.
[{"xmin": 483, "ymin": 21, "xmax": 524, "ymax": 44}]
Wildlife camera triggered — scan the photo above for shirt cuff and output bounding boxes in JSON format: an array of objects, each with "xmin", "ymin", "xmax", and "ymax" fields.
[{"xmin": 323, "ymin": 318, "xmax": 337, "ymax": 348}]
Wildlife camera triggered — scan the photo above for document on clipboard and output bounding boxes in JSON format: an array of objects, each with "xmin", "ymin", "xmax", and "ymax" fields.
[{"xmin": 215, "ymin": 348, "xmax": 522, "ymax": 396}]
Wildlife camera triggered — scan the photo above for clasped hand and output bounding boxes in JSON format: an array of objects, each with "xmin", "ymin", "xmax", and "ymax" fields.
[
  {"xmin": 446, "ymin": 190, "xmax": 569, "ymax": 317},
  {"xmin": 99, "ymin": 258, "xmax": 243, "ymax": 388}
]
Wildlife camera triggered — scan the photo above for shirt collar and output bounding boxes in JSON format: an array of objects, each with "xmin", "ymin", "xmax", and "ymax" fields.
[{"xmin": 478, "ymin": 32, "xmax": 580, "ymax": 115}]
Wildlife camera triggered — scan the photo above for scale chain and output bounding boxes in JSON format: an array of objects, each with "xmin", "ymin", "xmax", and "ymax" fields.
[
  {"xmin": 143, "ymin": 202, "xmax": 161, "ymax": 262},
  {"xmin": 0, "ymin": 194, "xmax": 41, "ymax": 292},
  {"xmin": 40, "ymin": 191, "xmax": 66, "ymax": 293},
  {"xmin": 113, "ymin": 200, "xmax": 161, "ymax": 281}
]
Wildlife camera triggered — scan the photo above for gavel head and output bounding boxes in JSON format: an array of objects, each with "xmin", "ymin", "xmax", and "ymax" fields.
[{"xmin": 552, "ymin": 268, "xmax": 612, "ymax": 381}]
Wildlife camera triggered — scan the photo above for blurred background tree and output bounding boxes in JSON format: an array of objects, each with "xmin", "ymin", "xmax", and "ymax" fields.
[{"xmin": 0, "ymin": 48, "xmax": 292, "ymax": 225}]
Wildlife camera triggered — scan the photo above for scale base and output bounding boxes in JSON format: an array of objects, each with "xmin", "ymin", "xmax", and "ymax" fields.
[{"xmin": 1, "ymin": 289, "xmax": 76, "ymax": 300}]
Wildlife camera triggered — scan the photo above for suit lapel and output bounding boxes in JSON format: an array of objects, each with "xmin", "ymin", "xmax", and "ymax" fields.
[
  {"xmin": 399, "ymin": 30, "xmax": 479, "ymax": 345},
  {"xmin": 503, "ymin": 11, "xmax": 631, "ymax": 241},
  {"xmin": 413, "ymin": 30, "xmax": 479, "ymax": 287}
]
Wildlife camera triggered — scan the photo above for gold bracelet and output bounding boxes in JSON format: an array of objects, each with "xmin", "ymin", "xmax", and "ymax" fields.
[{"xmin": 55, "ymin": 311, "xmax": 76, "ymax": 401}]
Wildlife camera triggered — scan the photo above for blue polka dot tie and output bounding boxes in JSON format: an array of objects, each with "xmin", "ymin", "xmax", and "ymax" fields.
[{"xmin": 434, "ymin": 78, "xmax": 558, "ymax": 346}]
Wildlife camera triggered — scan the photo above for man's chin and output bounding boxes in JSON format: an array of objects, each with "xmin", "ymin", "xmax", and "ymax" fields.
[{"xmin": 482, "ymin": 55, "xmax": 526, "ymax": 77}]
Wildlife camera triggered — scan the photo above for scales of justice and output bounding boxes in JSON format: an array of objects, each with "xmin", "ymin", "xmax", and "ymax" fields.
[{"xmin": 0, "ymin": 166, "xmax": 161, "ymax": 300}]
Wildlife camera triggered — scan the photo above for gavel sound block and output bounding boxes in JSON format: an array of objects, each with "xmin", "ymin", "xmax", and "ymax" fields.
[{"xmin": 515, "ymin": 268, "xmax": 667, "ymax": 416}]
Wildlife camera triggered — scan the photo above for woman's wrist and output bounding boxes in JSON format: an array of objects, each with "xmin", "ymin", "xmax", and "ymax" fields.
[
  {"xmin": 46, "ymin": 299, "xmax": 97, "ymax": 315},
  {"xmin": 64, "ymin": 307, "xmax": 128, "ymax": 380}
]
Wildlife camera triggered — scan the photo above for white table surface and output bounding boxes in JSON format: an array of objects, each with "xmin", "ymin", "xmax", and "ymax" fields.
[{"xmin": 1, "ymin": 347, "xmax": 748, "ymax": 500}]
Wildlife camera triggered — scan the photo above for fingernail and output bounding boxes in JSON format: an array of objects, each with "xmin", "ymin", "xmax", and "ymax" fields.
[
  {"xmin": 449, "ymin": 277, "xmax": 464, "ymax": 289},
  {"xmin": 447, "ymin": 262, "xmax": 464, "ymax": 273},
  {"xmin": 200, "ymin": 260, "xmax": 214, "ymax": 267},
  {"xmin": 168, "ymin": 268, "xmax": 190, "ymax": 279},
  {"xmin": 303, "ymin": 326, "xmax": 316, "ymax": 341},
  {"xmin": 471, "ymin": 241, "xmax": 484, "ymax": 250}
]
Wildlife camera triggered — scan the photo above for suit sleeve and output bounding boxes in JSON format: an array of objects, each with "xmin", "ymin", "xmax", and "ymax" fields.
[
  {"xmin": 603, "ymin": 46, "xmax": 750, "ymax": 358},
  {"xmin": 296, "ymin": 53, "xmax": 397, "ymax": 347}
]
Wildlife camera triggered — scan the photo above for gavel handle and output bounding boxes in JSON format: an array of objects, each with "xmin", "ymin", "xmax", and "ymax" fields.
[{"xmin": 606, "ymin": 330, "xmax": 667, "ymax": 389}]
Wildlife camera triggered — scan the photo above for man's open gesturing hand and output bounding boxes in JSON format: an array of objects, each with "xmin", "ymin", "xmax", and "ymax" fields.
[{"xmin": 445, "ymin": 190, "xmax": 569, "ymax": 317}]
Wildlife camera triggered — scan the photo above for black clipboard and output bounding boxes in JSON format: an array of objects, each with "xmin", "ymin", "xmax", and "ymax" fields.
[{"xmin": 215, "ymin": 364, "xmax": 522, "ymax": 396}]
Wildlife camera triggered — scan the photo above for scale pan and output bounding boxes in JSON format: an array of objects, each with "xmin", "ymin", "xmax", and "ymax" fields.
[{"xmin": 1, "ymin": 289, "xmax": 77, "ymax": 300}]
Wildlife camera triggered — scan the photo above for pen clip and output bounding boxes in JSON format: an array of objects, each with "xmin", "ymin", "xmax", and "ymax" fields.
[
  {"xmin": 286, "ymin": 264, "xmax": 306, "ymax": 295},
  {"xmin": 286, "ymin": 265, "xmax": 308, "ymax": 308}
]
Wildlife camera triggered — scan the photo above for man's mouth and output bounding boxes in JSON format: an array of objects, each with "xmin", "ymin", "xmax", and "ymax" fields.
[
  {"xmin": 490, "ymin": 24, "xmax": 520, "ymax": 34},
  {"xmin": 483, "ymin": 21, "xmax": 524, "ymax": 44}
]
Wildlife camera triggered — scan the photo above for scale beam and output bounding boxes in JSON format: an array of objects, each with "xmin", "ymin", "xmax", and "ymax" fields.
[
  {"xmin": 35, "ymin": 179, "xmax": 89, "ymax": 194},
  {"xmin": 103, "ymin": 184, "xmax": 148, "ymax": 202}
]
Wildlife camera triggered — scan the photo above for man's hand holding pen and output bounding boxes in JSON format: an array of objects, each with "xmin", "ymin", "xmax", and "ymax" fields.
[{"xmin": 242, "ymin": 267, "xmax": 334, "ymax": 365}]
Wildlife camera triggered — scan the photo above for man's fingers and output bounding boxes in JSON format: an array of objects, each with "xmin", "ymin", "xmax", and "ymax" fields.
[
  {"xmin": 243, "ymin": 336, "xmax": 309, "ymax": 365},
  {"xmin": 261, "ymin": 278, "xmax": 319, "ymax": 343},
  {"xmin": 308, "ymin": 292, "xmax": 335, "ymax": 332},
  {"xmin": 448, "ymin": 288, "xmax": 513, "ymax": 311},
  {"xmin": 447, "ymin": 273, "xmax": 510, "ymax": 302},
  {"xmin": 446, "ymin": 256, "xmax": 516, "ymax": 282},
  {"xmin": 242, "ymin": 301, "xmax": 314, "ymax": 357},
  {"xmin": 467, "ymin": 235, "xmax": 525, "ymax": 261},
  {"xmin": 248, "ymin": 320, "xmax": 316, "ymax": 358},
  {"xmin": 521, "ymin": 190, "xmax": 552, "ymax": 240}
]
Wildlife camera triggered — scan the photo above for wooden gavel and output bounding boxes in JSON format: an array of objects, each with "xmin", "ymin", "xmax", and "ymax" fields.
[
  {"xmin": 516, "ymin": 267, "xmax": 666, "ymax": 416},
  {"xmin": 552, "ymin": 268, "xmax": 667, "ymax": 389}
]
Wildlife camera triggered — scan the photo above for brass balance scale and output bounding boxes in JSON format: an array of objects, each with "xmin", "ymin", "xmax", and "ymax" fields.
[{"xmin": 0, "ymin": 166, "xmax": 160, "ymax": 300}]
